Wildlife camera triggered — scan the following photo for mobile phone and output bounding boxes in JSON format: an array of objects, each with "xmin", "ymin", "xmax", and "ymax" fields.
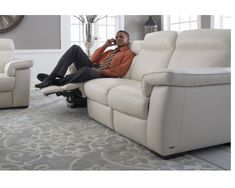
[{"xmin": 112, "ymin": 39, "xmax": 116, "ymax": 45}]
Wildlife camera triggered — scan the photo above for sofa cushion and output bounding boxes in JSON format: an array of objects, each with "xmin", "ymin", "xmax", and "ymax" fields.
[
  {"xmin": 123, "ymin": 41, "xmax": 143, "ymax": 79},
  {"xmin": 168, "ymin": 29, "xmax": 231, "ymax": 68},
  {"xmin": 108, "ymin": 82, "xmax": 150, "ymax": 119},
  {"xmin": 129, "ymin": 40, "xmax": 143, "ymax": 55},
  {"xmin": 130, "ymin": 31, "xmax": 177, "ymax": 81},
  {"xmin": 84, "ymin": 78, "xmax": 138, "ymax": 105},
  {"xmin": 0, "ymin": 73, "xmax": 15, "ymax": 92}
]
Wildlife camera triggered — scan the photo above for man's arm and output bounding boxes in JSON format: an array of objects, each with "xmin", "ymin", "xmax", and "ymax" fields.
[
  {"xmin": 103, "ymin": 51, "xmax": 135, "ymax": 77},
  {"xmin": 90, "ymin": 39, "xmax": 115, "ymax": 63},
  {"xmin": 90, "ymin": 46, "xmax": 107, "ymax": 63}
]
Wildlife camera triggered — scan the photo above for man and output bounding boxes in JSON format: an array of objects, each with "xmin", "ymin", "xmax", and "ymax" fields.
[{"xmin": 35, "ymin": 30, "xmax": 135, "ymax": 89}]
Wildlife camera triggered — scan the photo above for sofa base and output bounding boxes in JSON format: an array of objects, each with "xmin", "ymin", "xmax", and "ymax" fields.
[
  {"xmin": 0, "ymin": 106, "xmax": 29, "ymax": 110},
  {"xmin": 150, "ymin": 150, "xmax": 186, "ymax": 160},
  {"xmin": 87, "ymin": 99, "xmax": 114, "ymax": 129},
  {"xmin": 150, "ymin": 143, "xmax": 231, "ymax": 160}
]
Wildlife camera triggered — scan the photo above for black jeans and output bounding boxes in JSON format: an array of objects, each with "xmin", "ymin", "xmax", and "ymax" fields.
[{"xmin": 50, "ymin": 45, "xmax": 103, "ymax": 85}]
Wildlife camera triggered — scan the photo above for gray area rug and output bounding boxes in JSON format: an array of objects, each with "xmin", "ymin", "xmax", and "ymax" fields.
[{"xmin": 0, "ymin": 90, "xmax": 222, "ymax": 170}]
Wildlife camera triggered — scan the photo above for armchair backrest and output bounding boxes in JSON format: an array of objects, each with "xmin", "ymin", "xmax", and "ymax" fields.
[
  {"xmin": 129, "ymin": 31, "xmax": 177, "ymax": 81},
  {"xmin": 0, "ymin": 39, "xmax": 15, "ymax": 73},
  {"xmin": 168, "ymin": 29, "xmax": 231, "ymax": 68}
]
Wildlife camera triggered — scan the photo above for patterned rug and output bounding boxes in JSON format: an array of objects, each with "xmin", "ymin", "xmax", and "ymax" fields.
[{"xmin": 0, "ymin": 90, "xmax": 221, "ymax": 170}]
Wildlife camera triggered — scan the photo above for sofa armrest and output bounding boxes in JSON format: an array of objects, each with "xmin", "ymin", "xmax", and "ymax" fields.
[
  {"xmin": 4, "ymin": 59, "xmax": 33, "ymax": 77},
  {"xmin": 142, "ymin": 67, "xmax": 231, "ymax": 97}
]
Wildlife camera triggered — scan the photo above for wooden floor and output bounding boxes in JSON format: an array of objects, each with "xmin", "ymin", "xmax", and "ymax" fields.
[{"xmin": 189, "ymin": 144, "xmax": 231, "ymax": 170}]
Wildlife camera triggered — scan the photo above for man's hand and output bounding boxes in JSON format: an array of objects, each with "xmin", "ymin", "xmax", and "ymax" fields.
[
  {"xmin": 97, "ymin": 69, "xmax": 105, "ymax": 75},
  {"xmin": 91, "ymin": 67, "xmax": 105, "ymax": 75},
  {"xmin": 103, "ymin": 38, "xmax": 116, "ymax": 48}
]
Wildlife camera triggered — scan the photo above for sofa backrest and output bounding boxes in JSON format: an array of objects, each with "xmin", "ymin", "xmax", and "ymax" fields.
[
  {"xmin": 0, "ymin": 39, "xmax": 15, "ymax": 73},
  {"xmin": 129, "ymin": 31, "xmax": 178, "ymax": 81},
  {"xmin": 168, "ymin": 29, "xmax": 231, "ymax": 69},
  {"xmin": 123, "ymin": 40, "xmax": 143, "ymax": 78}
]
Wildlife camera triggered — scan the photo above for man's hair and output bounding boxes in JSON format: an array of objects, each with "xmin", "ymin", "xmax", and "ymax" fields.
[{"xmin": 117, "ymin": 30, "xmax": 129, "ymax": 39}]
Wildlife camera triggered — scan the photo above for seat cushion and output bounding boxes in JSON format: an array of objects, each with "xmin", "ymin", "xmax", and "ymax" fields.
[
  {"xmin": 0, "ymin": 73, "xmax": 15, "ymax": 92},
  {"xmin": 84, "ymin": 78, "xmax": 138, "ymax": 105},
  {"xmin": 108, "ymin": 82, "xmax": 150, "ymax": 119}
]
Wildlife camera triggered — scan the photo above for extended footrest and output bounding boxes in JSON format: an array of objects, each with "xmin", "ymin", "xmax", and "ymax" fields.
[
  {"xmin": 40, "ymin": 83, "xmax": 87, "ymax": 108},
  {"xmin": 40, "ymin": 83, "xmax": 85, "ymax": 96}
]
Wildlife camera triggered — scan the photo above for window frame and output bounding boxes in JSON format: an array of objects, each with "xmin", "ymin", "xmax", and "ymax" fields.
[
  {"xmin": 70, "ymin": 15, "xmax": 124, "ymax": 53},
  {"xmin": 163, "ymin": 15, "xmax": 201, "ymax": 32},
  {"xmin": 211, "ymin": 15, "xmax": 231, "ymax": 29}
]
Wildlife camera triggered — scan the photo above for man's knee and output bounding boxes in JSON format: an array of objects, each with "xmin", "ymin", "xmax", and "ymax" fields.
[{"xmin": 71, "ymin": 44, "xmax": 83, "ymax": 52}]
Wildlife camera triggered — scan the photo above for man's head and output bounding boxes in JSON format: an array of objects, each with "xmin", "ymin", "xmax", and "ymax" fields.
[{"xmin": 115, "ymin": 30, "xmax": 130, "ymax": 47}]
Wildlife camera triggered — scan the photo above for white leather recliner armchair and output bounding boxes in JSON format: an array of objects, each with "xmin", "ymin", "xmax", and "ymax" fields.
[{"xmin": 0, "ymin": 39, "xmax": 33, "ymax": 108}]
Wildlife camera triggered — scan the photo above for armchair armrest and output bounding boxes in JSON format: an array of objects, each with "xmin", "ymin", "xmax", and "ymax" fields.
[
  {"xmin": 4, "ymin": 59, "xmax": 33, "ymax": 77},
  {"xmin": 142, "ymin": 67, "xmax": 231, "ymax": 97}
]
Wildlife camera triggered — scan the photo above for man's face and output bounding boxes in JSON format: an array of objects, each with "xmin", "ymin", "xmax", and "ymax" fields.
[{"xmin": 115, "ymin": 32, "xmax": 129, "ymax": 47}]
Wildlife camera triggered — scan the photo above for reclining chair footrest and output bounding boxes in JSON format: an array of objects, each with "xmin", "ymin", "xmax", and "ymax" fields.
[{"xmin": 40, "ymin": 84, "xmax": 87, "ymax": 108}]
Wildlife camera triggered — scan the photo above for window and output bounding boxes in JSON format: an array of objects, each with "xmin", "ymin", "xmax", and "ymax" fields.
[
  {"xmin": 212, "ymin": 15, "xmax": 231, "ymax": 29},
  {"xmin": 163, "ymin": 15, "xmax": 200, "ymax": 32},
  {"xmin": 70, "ymin": 15, "xmax": 123, "ymax": 54}
]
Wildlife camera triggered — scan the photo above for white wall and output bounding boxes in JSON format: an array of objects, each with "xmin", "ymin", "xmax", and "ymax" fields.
[
  {"xmin": 0, "ymin": 16, "xmax": 61, "ymax": 49},
  {"xmin": 15, "ymin": 16, "xmax": 71, "ymax": 88},
  {"xmin": 124, "ymin": 15, "xmax": 148, "ymax": 40},
  {"xmin": 15, "ymin": 50, "xmax": 63, "ymax": 87}
]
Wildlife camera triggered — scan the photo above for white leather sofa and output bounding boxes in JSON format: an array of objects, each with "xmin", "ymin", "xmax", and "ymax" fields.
[
  {"xmin": 84, "ymin": 29, "xmax": 231, "ymax": 158},
  {"xmin": 39, "ymin": 29, "xmax": 230, "ymax": 158},
  {"xmin": 0, "ymin": 39, "xmax": 33, "ymax": 108}
]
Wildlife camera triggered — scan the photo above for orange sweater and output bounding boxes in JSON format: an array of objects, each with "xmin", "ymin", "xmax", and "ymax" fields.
[{"xmin": 90, "ymin": 46, "xmax": 135, "ymax": 77}]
